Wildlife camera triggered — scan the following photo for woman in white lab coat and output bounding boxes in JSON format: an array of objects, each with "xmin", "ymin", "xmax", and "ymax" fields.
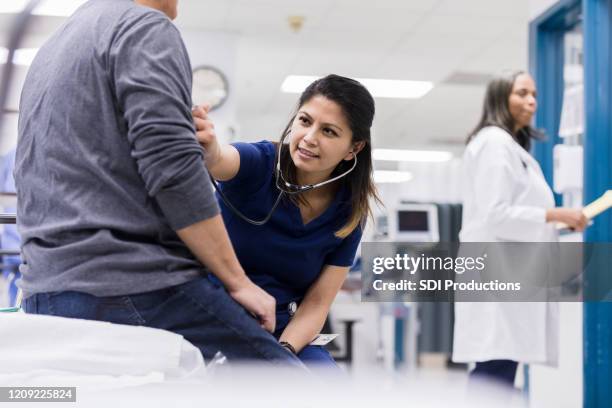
[{"xmin": 452, "ymin": 71, "xmax": 587, "ymax": 386}]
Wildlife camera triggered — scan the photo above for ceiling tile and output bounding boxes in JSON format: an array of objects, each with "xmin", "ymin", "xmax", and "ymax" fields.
[{"xmin": 435, "ymin": 0, "xmax": 529, "ymax": 18}]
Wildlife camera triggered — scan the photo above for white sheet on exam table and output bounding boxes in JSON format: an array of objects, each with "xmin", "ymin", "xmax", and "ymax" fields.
[{"xmin": 0, "ymin": 313, "xmax": 206, "ymax": 387}]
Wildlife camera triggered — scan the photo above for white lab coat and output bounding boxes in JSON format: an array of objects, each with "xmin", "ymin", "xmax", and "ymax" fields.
[{"xmin": 452, "ymin": 126, "xmax": 559, "ymax": 366}]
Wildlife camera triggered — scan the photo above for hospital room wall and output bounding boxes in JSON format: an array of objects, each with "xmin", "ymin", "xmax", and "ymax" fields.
[
  {"xmin": 0, "ymin": 64, "xmax": 25, "ymax": 155},
  {"xmin": 0, "ymin": 29, "xmax": 239, "ymax": 156},
  {"xmin": 530, "ymin": 0, "xmax": 563, "ymax": 18},
  {"xmin": 181, "ymin": 30, "xmax": 238, "ymax": 144},
  {"xmin": 372, "ymin": 159, "xmax": 463, "ymax": 223}
]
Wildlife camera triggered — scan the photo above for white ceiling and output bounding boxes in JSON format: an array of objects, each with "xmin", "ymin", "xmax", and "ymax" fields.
[
  {"xmin": 174, "ymin": 0, "xmax": 530, "ymax": 150},
  {"xmin": 1, "ymin": 0, "xmax": 530, "ymax": 153}
]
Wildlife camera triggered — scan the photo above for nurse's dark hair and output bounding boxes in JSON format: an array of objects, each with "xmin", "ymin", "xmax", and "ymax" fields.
[
  {"xmin": 278, "ymin": 74, "xmax": 382, "ymax": 238},
  {"xmin": 467, "ymin": 70, "xmax": 544, "ymax": 150}
]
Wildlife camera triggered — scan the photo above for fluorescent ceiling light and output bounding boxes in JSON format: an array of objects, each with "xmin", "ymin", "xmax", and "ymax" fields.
[
  {"xmin": 374, "ymin": 170, "xmax": 413, "ymax": 184},
  {"xmin": 0, "ymin": 47, "xmax": 39, "ymax": 66},
  {"xmin": 0, "ymin": 1, "xmax": 28, "ymax": 14},
  {"xmin": 13, "ymin": 48, "xmax": 39, "ymax": 66},
  {"xmin": 33, "ymin": 0, "xmax": 87, "ymax": 16},
  {"xmin": 281, "ymin": 75, "xmax": 433, "ymax": 99},
  {"xmin": 0, "ymin": 0, "xmax": 86, "ymax": 17},
  {"xmin": 281, "ymin": 76, "xmax": 315, "ymax": 93},
  {"xmin": 373, "ymin": 148, "xmax": 453, "ymax": 162}
]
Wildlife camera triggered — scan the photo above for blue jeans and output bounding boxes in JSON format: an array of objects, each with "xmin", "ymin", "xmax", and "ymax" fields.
[
  {"xmin": 274, "ymin": 309, "xmax": 340, "ymax": 370},
  {"xmin": 297, "ymin": 345, "xmax": 338, "ymax": 367},
  {"xmin": 208, "ymin": 275, "xmax": 338, "ymax": 370},
  {"xmin": 23, "ymin": 277, "xmax": 304, "ymax": 367}
]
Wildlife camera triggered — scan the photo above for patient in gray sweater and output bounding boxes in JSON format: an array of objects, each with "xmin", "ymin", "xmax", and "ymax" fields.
[{"xmin": 16, "ymin": 0, "xmax": 300, "ymax": 366}]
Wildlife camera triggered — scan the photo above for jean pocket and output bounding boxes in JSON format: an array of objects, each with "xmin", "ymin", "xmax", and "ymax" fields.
[{"xmin": 45, "ymin": 292, "xmax": 145, "ymax": 326}]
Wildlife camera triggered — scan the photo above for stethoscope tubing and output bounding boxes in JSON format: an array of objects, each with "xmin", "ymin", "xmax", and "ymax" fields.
[{"xmin": 209, "ymin": 142, "xmax": 357, "ymax": 226}]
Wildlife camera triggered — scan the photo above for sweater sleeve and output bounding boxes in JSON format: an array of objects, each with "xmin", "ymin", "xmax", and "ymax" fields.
[{"xmin": 109, "ymin": 14, "xmax": 219, "ymax": 230}]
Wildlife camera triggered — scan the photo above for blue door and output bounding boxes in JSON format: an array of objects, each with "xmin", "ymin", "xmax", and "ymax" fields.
[{"xmin": 531, "ymin": 1, "xmax": 612, "ymax": 407}]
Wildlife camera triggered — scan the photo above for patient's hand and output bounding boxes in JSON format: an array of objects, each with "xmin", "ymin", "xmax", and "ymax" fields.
[
  {"xmin": 192, "ymin": 104, "xmax": 221, "ymax": 167},
  {"xmin": 228, "ymin": 278, "xmax": 277, "ymax": 333}
]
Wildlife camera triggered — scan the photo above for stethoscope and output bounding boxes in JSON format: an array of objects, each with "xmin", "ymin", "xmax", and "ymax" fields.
[{"xmin": 209, "ymin": 135, "xmax": 358, "ymax": 226}]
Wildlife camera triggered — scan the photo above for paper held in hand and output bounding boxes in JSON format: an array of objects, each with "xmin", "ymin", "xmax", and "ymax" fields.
[
  {"xmin": 310, "ymin": 334, "xmax": 339, "ymax": 346},
  {"xmin": 556, "ymin": 190, "xmax": 612, "ymax": 230}
]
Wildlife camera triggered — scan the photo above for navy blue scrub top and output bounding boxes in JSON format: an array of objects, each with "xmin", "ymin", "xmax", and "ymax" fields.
[{"xmin": 215, "ymin": 141, "xmax": 362, "ymax": 329}]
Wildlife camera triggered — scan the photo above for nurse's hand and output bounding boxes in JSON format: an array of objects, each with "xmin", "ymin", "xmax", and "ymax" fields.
[
  {"xmin": 192, "ymin": 104, "xmax": 221, "ymax": 167},
  {"xmin": 228, "ymin": 278, "xmax": 277, "ymax": 333},
  {"xmin": 546, "ymin": 208, "xmax": 589, "ymax": 231}
]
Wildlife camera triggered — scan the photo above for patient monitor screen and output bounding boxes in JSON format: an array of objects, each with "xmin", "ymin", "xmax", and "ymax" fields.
[{"xmin": 398, "ymin": 210, "xmax": 429, "ymax": 232}]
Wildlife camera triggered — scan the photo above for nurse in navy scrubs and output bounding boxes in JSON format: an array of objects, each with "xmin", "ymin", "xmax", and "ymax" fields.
[{"xmin": 192, "ymin": 74, "xmax": 379, "ymax": 368}]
